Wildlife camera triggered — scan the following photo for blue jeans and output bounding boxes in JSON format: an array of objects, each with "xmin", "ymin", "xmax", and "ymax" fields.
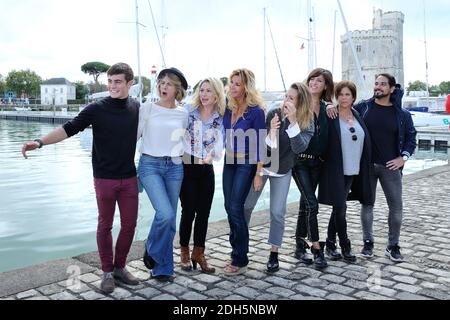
[
  {"xmin": 244, "ymin": 171, "xmax": 292, "ymax": 248},
  {"xmin": 138, "ymin": 155, "xmax": 183, "ymax": 276},
  {"xmin": 223, "ymin": 162, "xmax": 257, "ymax": 267},
  {"xmin": 361, "ymin": 164, "xmax": 403, "ymax": 247}
]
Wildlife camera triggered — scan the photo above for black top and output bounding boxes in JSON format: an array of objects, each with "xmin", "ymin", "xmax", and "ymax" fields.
[
  {"xmin": 302, "ymin": 101, "xmax": 328, "ymax": 157},
  {"xmin": 364, "ymin": 102, "xmax": 399, "ymax": 165},
  {"xmin": 264, "ymin": 109, "xmax": 314, "ymax": 174},
  {"xmin": 63, "ymin": 97, "xmax": 140, "ymax": 179},
  {"xmin": 319, "ymin": 109, "xmax": 374, "ymax": 207}
]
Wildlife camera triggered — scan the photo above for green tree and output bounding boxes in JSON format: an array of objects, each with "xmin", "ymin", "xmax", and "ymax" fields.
[
  {"xmin": 407, "ymin": 80, "xmax": 427, "ymax": 93},
  {"xmin": 220, "ymin": 77, "xmax": 229, "ymax": 89},
  {"xmin": 439, "ymin": 81, "xmax": 450, "ymax": 95},
  {"xmin": 134, "ymin": 76, "xmax": 151, "ymax": 96},
  {"xmin": 75, "ymin": 81, "xmax": 88, "ymax": 100},
  {"xmin": 81, "ymin": 62, "xmax": 110, "ymax": 84},
  {"xmin": 5, "ymin": 69, "xmax": 42, "ymax": 97},
  {"xmin": 429, "ymin": 85, "xmax": 441, "ymax": 97},
  {"xmin": 192, "ymin": 80, "xmax": 202, "ymax": 93},
  {"xmin": 0, "ymin": 74, "xmax": 5, "ymax": 96},
  {"xmin": 87, "ymin": 82, "xmax": 108, "ymax": 94}
]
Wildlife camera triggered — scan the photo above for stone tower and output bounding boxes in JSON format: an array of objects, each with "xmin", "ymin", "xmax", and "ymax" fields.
[{"xmin": 341, "ymin": 9, "xmax": 404, "ymax": 98}]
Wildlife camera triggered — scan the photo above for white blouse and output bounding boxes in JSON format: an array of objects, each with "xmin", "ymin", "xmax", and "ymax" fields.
[{"xmin": 137, "ymin": 102, "xmax": 188, "ymax": 157}]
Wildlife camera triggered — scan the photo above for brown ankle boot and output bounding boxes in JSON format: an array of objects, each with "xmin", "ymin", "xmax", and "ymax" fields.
[
  {"xmin": 180, "ymin": 246, "xmax": 192, "ymax": 271},
  {"xmin": 191, "ymin": 246, "xmax": 215, "ymax": 273}
]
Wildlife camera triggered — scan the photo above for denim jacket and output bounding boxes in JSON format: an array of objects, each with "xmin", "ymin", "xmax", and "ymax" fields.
[{"xmin": 353, "ymin": 87, "xmax": 417, "ymax": 159}]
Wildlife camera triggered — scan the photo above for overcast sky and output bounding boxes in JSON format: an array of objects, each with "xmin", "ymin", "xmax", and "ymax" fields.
[{"xmin": 1, "ymin": 0, "xmax": 449, "ymax": 91}]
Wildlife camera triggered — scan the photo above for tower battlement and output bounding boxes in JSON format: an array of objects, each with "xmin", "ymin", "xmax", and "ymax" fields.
[{"xmin": 342, "ymin": 9, "xmax": 404, "ymax": 98}]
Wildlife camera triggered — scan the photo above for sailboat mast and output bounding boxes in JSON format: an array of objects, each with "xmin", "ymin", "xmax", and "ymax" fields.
[
  {"xmin": 332, "ymin": 10, "xmax": 337, "ymax": 75},
  {"xmin": 337, "ymin": 0, "xmax": 368, "ymax": 97},
  {"xmin": 312, "ymin": 6, "xmax": 318, "ymax": 68},
  {"xmin": 423, "ymin": 0, "xmax": 430, "ymax": 105},
  {"xmin": 307, "ymin": 0, "xmax": 314, "ymax": 71},
  {"xmin": 148, "ymin": 0, "xmax": 166, "ymax": 68},
  {"xmin": 161, "ymin": 0, "xmax": 167, "ymax": 68},
  {"xmin": 135, "ymin": 0, "xmax": 142, "ymax": 103},
  {"xmin": 266, "ymin": 12, "xmax": 287, "ymax": 92},
  {"xmin": 263, "ymin": 7, "xmax": 267, "ymax": 92}
]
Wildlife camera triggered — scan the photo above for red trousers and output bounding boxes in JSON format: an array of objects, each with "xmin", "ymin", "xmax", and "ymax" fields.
[{"xmin": 94, "ymin": 177, "xmax": 138, "ymax": 272}]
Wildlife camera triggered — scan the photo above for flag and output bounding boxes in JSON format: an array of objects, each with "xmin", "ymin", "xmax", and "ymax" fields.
[{"xmin": 300, "ymin": 42, "xmax": 305, "ymax": 50}]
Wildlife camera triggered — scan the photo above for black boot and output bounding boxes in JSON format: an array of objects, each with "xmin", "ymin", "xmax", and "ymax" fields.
[
  {"xmin": 311, "ymin": 242, "xmax": 328, "ymax": 269},
  {"xmin": 143, "ymin": 248, "xmax": 155, "ymax": 270},
  {"xmin": 266, "ymin": 252, "xmax": 279, "ymax": 273},
  {"xmin": 325, "ymin": 239, "xmax": 343, "ymax": 261},
  {"xmin": 294, "ymin": 238, "xmax": 313, "ymax": 265},
  {"xmin": 341, "ymin": 239, "xmax": 357, "ymax": 263}
]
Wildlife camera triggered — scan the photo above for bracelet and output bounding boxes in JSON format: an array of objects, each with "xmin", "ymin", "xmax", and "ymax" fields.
[{"xmin": 34, "ymin": 139, "xmax": 44, "ymax": 148}]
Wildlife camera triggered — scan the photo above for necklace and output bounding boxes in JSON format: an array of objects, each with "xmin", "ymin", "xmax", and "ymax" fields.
[{"xmin": 340, "ymin": 112, "xmax": 354, "ymax": 125}]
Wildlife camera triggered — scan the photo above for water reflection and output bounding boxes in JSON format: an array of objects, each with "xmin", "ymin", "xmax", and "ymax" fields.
[{"xmin": 0, "ymin": 119, "xmax": 448, "ymax": 272}]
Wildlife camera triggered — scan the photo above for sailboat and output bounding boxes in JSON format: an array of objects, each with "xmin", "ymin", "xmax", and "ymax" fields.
[
  {"xmin": 402, "ymin": 0, "xmax": 450, "ymax": 127},
  {"xmin": 261, "ymin": 2, "xmax": 317, "ymax": 110}
]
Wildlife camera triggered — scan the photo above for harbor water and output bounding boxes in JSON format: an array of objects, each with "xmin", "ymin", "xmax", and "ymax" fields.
[{"xmin": 0, "ymin": 119, "xmax": 448, "ymax": 272}]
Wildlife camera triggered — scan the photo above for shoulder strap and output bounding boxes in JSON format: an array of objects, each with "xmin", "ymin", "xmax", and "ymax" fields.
[{"xmin": 142, "ymin": 103, "xmax": 153, "ymax": 138}]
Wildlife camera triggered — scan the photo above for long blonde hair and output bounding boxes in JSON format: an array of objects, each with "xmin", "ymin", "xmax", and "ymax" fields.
[
  {"xmin": 227, "ymin": 68, "xmax": 266, "ymax": 113},
  {"xmin": 290, "ymin": 82, "xmax": 314, "ymax": 130},
  {"xmin": 191, "ymin": 78, "xmax": 226, "ymax": 116}
]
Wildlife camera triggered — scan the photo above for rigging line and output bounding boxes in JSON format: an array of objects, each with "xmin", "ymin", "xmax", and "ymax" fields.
[
  {"xmin": 147, "ymin": 0, "xmax": 166, "ymax": 68},
  {"xmin": 135, "ymin": 0, "xmax": 143, "ymax": 103},
  {"xmin": 423, "ymin": 0, "xmax": 430, "ymax": 103},
  {"xmin": 265, "ymin": 13, "xmax": 287, "ymax": 93}
]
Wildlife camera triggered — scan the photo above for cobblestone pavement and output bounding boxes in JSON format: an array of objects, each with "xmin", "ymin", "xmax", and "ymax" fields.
[{"xmin": 1, "ymin": 166, "xmax": 449, "ymax": 301}]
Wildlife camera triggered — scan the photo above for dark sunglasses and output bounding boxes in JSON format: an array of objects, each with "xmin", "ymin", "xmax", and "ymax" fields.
[{"xmin": 349, "ymin": 127, "xmax": 358, "ymax": 141}]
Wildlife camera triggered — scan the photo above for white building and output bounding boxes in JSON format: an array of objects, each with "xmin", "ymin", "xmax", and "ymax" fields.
[
  {"xmin": 342, "ymin": 9, "xmax": 404, "ymax": 99},
  {"xmin": 40, "ymin": 78, "xmax": 76, "ymax": 105}
]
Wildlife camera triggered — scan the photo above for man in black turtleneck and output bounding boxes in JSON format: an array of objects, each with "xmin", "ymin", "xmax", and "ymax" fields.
[{"xmin": 22, "ymin": 63, "xmax": 140, "ymax": 294}]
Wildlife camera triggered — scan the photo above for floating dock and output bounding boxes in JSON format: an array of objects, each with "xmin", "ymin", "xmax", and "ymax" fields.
[
  {"xmin": 0, "ymin": 111, "xmax": 76, "ymax": 124},
  {"xmin": 416, "ymin": 126, "xmax": 450, "ymax": 148}
]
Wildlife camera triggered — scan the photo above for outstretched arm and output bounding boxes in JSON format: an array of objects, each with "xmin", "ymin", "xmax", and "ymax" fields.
[{"xmin": 22, "ymin": 127, "xmax": 68, "ymax": 159}]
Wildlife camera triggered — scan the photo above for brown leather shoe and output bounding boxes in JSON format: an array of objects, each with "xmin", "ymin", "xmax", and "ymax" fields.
[
  {"xmin": 113, "ymin": 267, "xmax": 139, "ymax": 285},
  {"xmin": 180, "ymin": 246, "xmax": 192, "ymax": 271},
  {"xmin": 191, "ymin": 246, "xmax": 215, "ymax": 273}
]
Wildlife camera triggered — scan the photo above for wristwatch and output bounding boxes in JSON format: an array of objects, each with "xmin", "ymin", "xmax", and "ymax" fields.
[
  {"xmin": 34, "ymin": 139, "xmax": 44, "ymax": 148},
  {"xmin": 402, "ymin": 155, "xmax": 409, "ymax": 162}
]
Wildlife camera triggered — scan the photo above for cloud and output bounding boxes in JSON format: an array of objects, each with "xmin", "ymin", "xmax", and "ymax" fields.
[{"xmin": 0, "ymin": 0, "xmax": 449, "ymax": 90}]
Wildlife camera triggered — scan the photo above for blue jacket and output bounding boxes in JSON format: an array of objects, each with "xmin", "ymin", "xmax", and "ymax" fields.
[{"xmin": 353, "ymin": 87, "xmax": 417, "ymax": 160}]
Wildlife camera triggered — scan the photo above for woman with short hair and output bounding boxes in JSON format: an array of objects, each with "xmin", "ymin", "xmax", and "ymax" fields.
[
  {"xmin": 138, "ymin": 67, "xmax": 189, "ymax": 281},
  {"xmin": 319, "ymin": 80, "xmax": 374, "ymax": 263}
]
